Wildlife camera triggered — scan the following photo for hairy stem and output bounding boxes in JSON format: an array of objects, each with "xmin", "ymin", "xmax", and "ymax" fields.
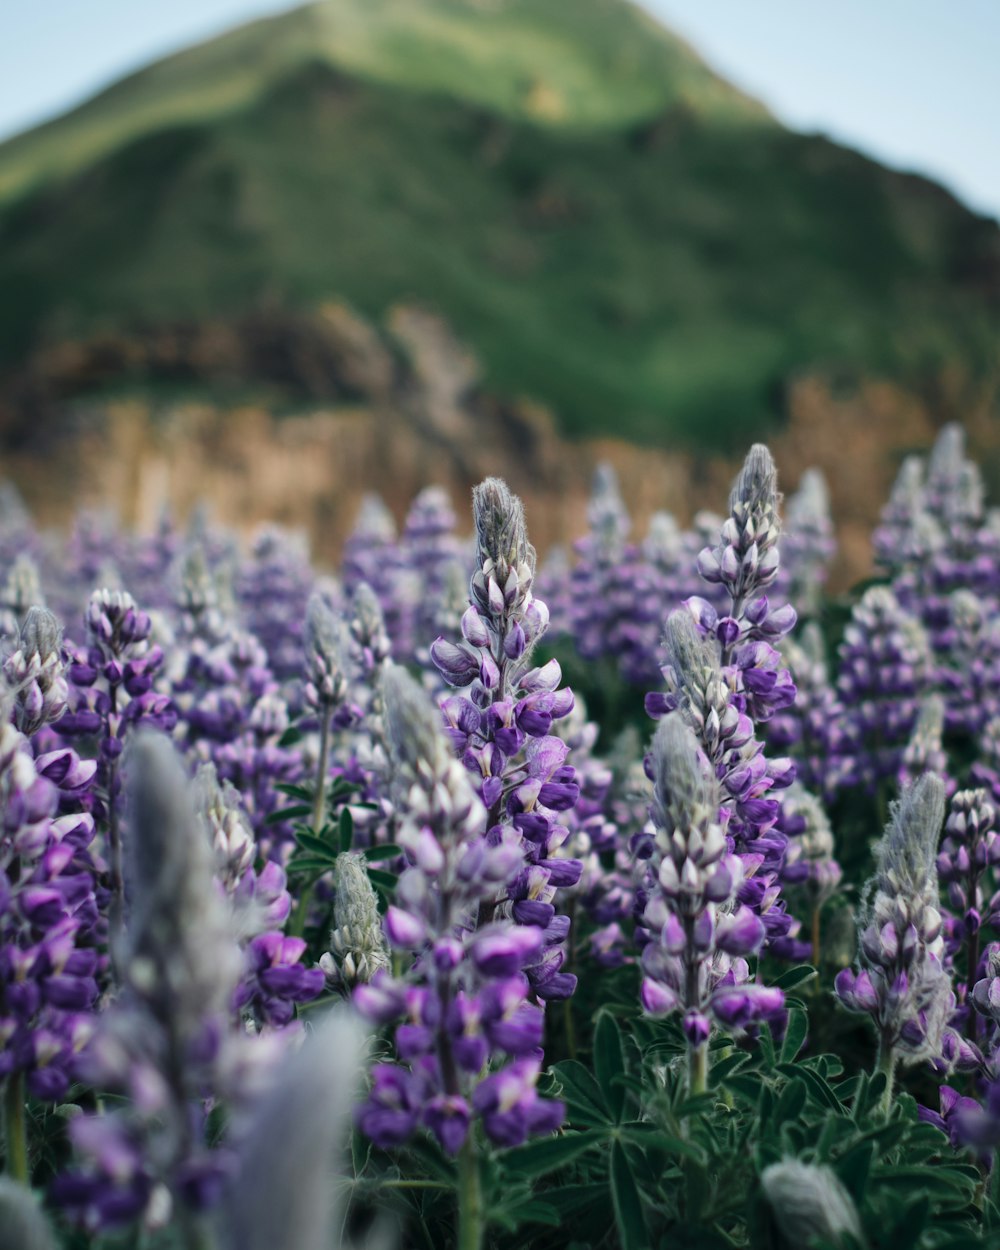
[
  {"xmin": 875, "ymin": 1035, "xmax": 897, "ymax": 1117},
  {"xmin": 3, "ymin": 1072, "xmax": 28, "ymax": 1183},
  {"xmin": 312, "ymin": 704, "xmax": 333, "ymax": 833},
  {"xmin": 457, "ymin": 1135, "xmax": 483, "ymax": 1250}
]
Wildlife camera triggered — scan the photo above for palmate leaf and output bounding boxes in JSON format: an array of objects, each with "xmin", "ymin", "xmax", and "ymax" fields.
[
  {"xmin": 339, "ymin": 807, "xmax": 354, "ymax": 853},
  {"xmin": 780, "ymin": 1008, "xmax": 808, "ymax": 1063},
  {"xmin": 363, "ymin": 844, "xmax": 402, "ymax": 861},
  {"xmin": 550, "ymin": 1060, "xmax": 613, "ymax": 1127}
]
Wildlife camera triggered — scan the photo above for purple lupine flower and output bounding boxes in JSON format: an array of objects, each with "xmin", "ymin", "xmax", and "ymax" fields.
[
  {"xmin": 776, "ymin": 469, "xmax": 836, "ymax": 620},
  {"xmin": 61, "ymin": 587, "xmax": 177, "ymax": 951},
  {"xmin": 343, "ymin": 494, "xmax": 407, "ymax": 652},
  {"xmin": 836, "ymin": 586, "xmax": 932, "ymax": 794},
  {"xmin": 5, "ymin": 608, "xmax": 69, "ymax": 737},
  {"xmin": 776, "ymin": 784, "xmax": 842, "ymax": 966},
  {"xmin": 568, "ymin": 464, "xmax": 657, "ymax": 685},
  {"xmin": 0, "ymin": 710, "xmax": 100, "ymax": 1107},
  {"xmin": 54, "ymin": 733, "xmax": 248, "ymax": 1235},
  {"xmin": 836, "ymin": 774, "xmax": 956, "ymax": 1106},
  {"xmin": 899, "ymin": 696, "xmax": 952, "ymax": 794},
  {"xmin": 636, "ymin": 715, "xmax": 780, "ymax": 1094},
  {"xmin": 431, "ymin": 477, "xmax": 581, "ymax": 1001},
  {"xmin": 938, "ymin": 788, "xmax": 999, "ymax": 1027},
  {"xmin": 400, "ymin": 486, "xmax": 463, "ymax": 662},
  {"xmin": 768, "ymin": 624, "xmax": 850, "ymax": 798},
  {"xmin": 237, "ymin": 526, "xmax": 315, "ymax": 681},
  {"xmin": 936, "ymin": 590, "xmax": 1000, "ymax": 737},
  {"xmin": 354, "ymin": 664, "xmax": 563, "ymax": 1155},
  {"xmin": 649, "ymin": 607, "xmax": 798, "ymax": 954}
]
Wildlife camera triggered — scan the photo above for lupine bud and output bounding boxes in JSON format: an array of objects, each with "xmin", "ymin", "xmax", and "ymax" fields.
[
  {"xmin": 6, "ymin": 606, "xmax": 68, "ymax": 735},
  {"xmin": 0, "ymin": 1179, "xmax": 57, "ymax": 1250},
  {"xmin": 760, "ymin": 1158, "xmax": 862, "ymax": 1249},
  {"xmin": 219, "ymin": 1011, "xmax": 366, "ymax": 1250},
  {"xmin": 322, "ymin": 853, "xmax": 391, "ymax": 988},
  {"xmin": 303, "ymin": 594, "xmax": 349, "ymax": 709}
]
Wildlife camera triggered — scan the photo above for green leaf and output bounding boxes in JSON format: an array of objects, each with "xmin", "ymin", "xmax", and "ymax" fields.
[
  {"xmin": 550, "ymin": 1061, "xmax": 612, "ymax": 1126},
  {"xmin": 365, "ymin": 869, "xmax": 398, "ymax": 893},
  {"xmin": 295, "ymin": 831, "xmax": 337, "ymax": 859},
  {"xmin": 886, "ymin": 1197, "xmax": 932, "ymax": 1250},
  {"xmin": 772, "ymin": 965, "xmax": 817, "ymax": 991},
  {"xmin": 265, "ymin": 804, "xmax": 313, "ymax": 826},
  {"xmin": 593, "ymin": 1011, "xmax": 627, "ymax": 1123},
  {"xmin": 774, "ymin": 1078, "xmax": 807, "ymax": 1125},
  {"xmin": 610, "ymin": 1140, "xmax": 649, "ymax": 1250},
  {"xmin": 618, "ymin": 1124, "xmax": 707, "ymax": 1165},
  {"xmin": 286, "ymin": 855, "xmax": 336, "ymax": 876},
  {"xmin": 873, "ymin": 1165, "xmax": 976, "ymax": 1202},
  {"xmin": 363, "ymin": 844, "xmax": 402, "ymax": 861},
  {"xmin": 278, "ymin": 726, "xmax": 304, "ymax": 747},
  {"xmin": 834, "ymin": 1139, "xmax": 874, "ymax": 1203},
  {"xmin": 776, "ymin": 1062, "xmax": 842, "ymax": 1112},
  {"xmin": 509, "ymin": 1200, "xmax": 560, "ymax": 1227},
  {"xmin": 339, "ymin": 807, "xmax": 355, "ymax": 853},
  {"xmin": 504, "ymin": 1129, "xmax": 606, "ymax": 1178},
  {"xmin": 780, "ymin": 1008, "xmax": 808, "ymax": 1063},
  {"xmin": 275, "ymin": 783, "xmax": 314, "ymax": 801}
]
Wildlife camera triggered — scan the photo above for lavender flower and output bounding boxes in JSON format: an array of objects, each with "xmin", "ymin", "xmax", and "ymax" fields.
[
  {"xmin": 938, "ymin": 788, "xmax": 999, "ymax": 1022},
  {"xmin": 777, "ymin": 785, "xmax": 842, "ymax": 965},
  {"xmin": 637, "ymin": 715, "xmax": 780, "ymax": 1093},
  {"xmin": 777, "ymin": 469, "xmax": 836, "ymax": 620},
  {"xmin": 899, "ymin": 696, "xmax": 951, "ymax": 793},
  {"xmin": 836, "ymin": 775, "xmax": 954, "ymax": 1106}
]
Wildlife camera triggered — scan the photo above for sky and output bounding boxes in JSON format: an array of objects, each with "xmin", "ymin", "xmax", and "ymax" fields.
[{"xmin": 1, "ymin": 0, "xmax": 998, "ymax": 218}]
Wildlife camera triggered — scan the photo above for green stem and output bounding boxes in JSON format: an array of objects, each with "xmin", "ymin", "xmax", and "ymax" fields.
[
  {"xmin": 179, "ymin": 1207, "xmax": 218, "ymax": 1250},
  {"xmin": 811, "ymin": 904, "xmax": 822, "ymax": 971},
  {"xmin": 457, "ymin": 1136, "xmax": 483, "ymax": 1250},
  {"xmin": 3, "ymin": 1072, "xmax": 28, "ymax": 1183},
  {"xmin": 688, "ymin": 1043, "xmax": 708, "ymax": 1099},
  {"xmin": 312, "ymin": 706, "xmax": 332, "ymax": 833},
  {"xmin": 875, "ymin": 1036, "xmax": 897, "ymax": 1117}
]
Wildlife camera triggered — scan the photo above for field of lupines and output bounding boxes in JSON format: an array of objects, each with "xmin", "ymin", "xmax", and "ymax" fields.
[{"xmin": 3, "ymin": 424, "xmax": 1000, "ymax": 1249}]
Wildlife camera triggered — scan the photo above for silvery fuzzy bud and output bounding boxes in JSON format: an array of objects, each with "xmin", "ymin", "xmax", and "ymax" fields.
[
  {"xmin": 838, "ymin": 774, "xmax": 952, "ymax": 1064},
  {"xmin": 649, "ymin": 715, "xmax": 722, "ymax": 860},
  {"xmin": 303, "ymin": 594, "xmax": 350, "ymax": 710},
  {"xmin": 192, "ymin": 762, "xmax": 256, "ymax": 890},
  {"xmin": 760, "ymin": 1158, "xmax": 862, "ymax": 1249},
  {"xmin": 349, "ymin": 582, "xmax": 391, "ymax": 667},
  {"xmin": 218, "ymin": 1010, "xmax": 366, "ymax": 1250},
  {"xmin": 322, "ymin": 852, "xmax": 390, "ymax": 987},
  {"xmin": 5, "ymin": 606, "xmax": 68, "ymax": 735},
  {"xmin": 899, "ymin": 696, "xmax": 949, "ymax": 789},
  {"xmin": 873, "ymin": 773, "xmax": 946, "ymax": 905},
  {"xmin": 124, "ymin": 733, "xmax": 243, "ymax": 1035},
  {"xmin": 471, "ymin": 478, "xmax": 536, "ymax": 623},
  {"xmin": 383, "ymin": 662, "xmax": 451, "ymax": 779},
  {"xmin": 0, "ymin": 553, "xmax": 43, "ymax": 631},
  {"xmin": 0, "ymin": 1178, "xmax": 57, "ymax": 1250},
  {"xmin": 586, "ymin": 463, "xmax": 630, "ymax": 557},
  {"xmin": 703, "ymin": 443, "xmax": 782, "ymax": 598}
]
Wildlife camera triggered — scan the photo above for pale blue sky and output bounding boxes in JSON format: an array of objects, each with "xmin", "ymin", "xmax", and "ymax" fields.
[{"xmin": 1, "ymin": 0, "xmax": 997, "ymax": 217}]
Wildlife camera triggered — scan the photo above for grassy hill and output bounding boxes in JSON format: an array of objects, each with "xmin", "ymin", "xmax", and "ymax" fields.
[{"xmin": 0, "ymin": 0, "xmax": 997, "ymax": 450}]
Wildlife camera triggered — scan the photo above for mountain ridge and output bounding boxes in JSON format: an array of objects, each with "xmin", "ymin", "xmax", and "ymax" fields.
[{"xmin": 0, "ymin": 0, "xmax": 997, "ymax": 454}]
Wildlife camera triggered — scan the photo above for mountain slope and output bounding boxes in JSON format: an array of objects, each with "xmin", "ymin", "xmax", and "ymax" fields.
[{"xmin": 0, "ymin": 0, "xmax": 997, "ymax": 451}]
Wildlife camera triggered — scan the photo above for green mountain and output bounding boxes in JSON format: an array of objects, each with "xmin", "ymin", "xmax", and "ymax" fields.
[{"xmin": 0, "ymin": 0, "xmax": 997, "ymax": 449}]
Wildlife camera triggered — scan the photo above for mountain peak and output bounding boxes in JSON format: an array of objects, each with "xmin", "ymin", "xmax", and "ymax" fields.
[{"xmin": 0, "ymin": 0, "xmax": 768, "ymax": 206}]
